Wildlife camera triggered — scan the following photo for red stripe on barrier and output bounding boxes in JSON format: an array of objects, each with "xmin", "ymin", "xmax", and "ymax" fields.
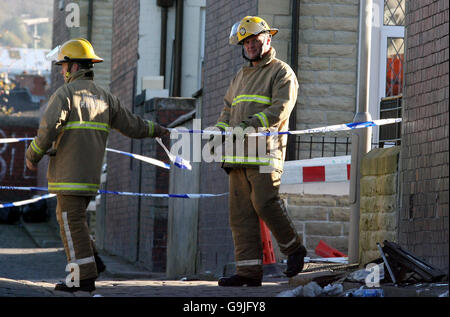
[
  {"xmin": 347, "ymin": 164, "xmax": 351, "ymax": 180},
  {"xmin": 303, "ymin": 166, "xmax": 325, "ymax": 182}
]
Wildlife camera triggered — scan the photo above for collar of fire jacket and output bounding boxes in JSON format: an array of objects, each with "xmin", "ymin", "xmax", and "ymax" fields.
[
  {"xmin": 245, "ymin": 47, "xmax": 276, "ymax": 69},
  {"xmin": 67, "ymin": 69, "xmax": 94, "ymax": 83}
]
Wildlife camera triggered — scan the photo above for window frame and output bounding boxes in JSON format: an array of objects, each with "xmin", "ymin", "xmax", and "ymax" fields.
[{"xmin": 368, "ymin": 0, "xmax": 405, "ymax": 145}]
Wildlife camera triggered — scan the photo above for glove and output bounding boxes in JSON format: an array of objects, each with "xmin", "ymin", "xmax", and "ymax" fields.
[
  {"xmin": 153, "ymin": 123, "xmax": 170, "ymax": 138},
  {"xmin": 233, "ymin": 122, "xmax": 249, "ymax": 142},
  {"xmin": 209, "ymin": 127, "xmax": 226, "ymax": 155}
]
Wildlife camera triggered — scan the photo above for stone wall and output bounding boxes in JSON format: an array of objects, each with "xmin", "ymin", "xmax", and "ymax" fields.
[
  {"xmin": 277, "ymin": 193, "xmax": 350, "ymax": 261},
  {"xmin": 295, "ymin": 0, "xmax": 359, "ymax": 159},
  {"xmin": 359, "ymin": 146, "xmax": 400, "ymax": 265}
]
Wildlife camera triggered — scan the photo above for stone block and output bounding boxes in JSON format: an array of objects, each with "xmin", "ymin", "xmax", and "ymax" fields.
[
  {"xmin": 300, "ymin": 83, "xmax": 331, "ymax": 95},
  {"xmin": 317, "ymin": 71, "xmax": 356, "ymax": 84},
  {"xmin": 298, "ymin": 71, "xmax": 316, "ymax": 84},
  {"xmin": 376, "ymin": 194, "xmax": 397, "ymax": 213},
  {"xmin": 360, "ymin": 196, "xmax": 377, "ymax": 213},
  {"xmin": 329, "ymin": 207, "xmax": 350, "ymax": 222},
  {"xmin": 258, "ymin": 0, "xmax": 291, "ymax": 15},
  {"xmin": 310, "ymin": 44, "xmax": 356, "ymax": 57},
  {"xmin": 314, "ymin": 17, "xmax": 358, "ymax": 31},
  {"xmin": 376, "ymin": 174, "xmax": 398, "ymax": 196},
  {"xmin": 360, "ymin": 176, "xmax": 377, "ymax": 196},
  {"xmin": 273, "ymin": 15, "xmax": 291, "ymax": 28},
  {"xmin": 306, "ymin": 96, "xmax": 355, "ymax": 111},
  {"xmin": 330, "ymin": 57, "xmax": 357, "ymax": 71},
  {"xmin": 333, "ymin": 4, "xmax": 359, "ymax": 17},
  {"xmin": 329, "ymin": 84, "xmax": 356, "ymax": 96},
  {"xmin": 325, "ymin": 110, "xmax": 355, "ymax": 125},
  {"xmin": 300, "ymin": 30, "xmax": 334, "ymax": 43},
  {"xmin": 306, "ymin": 222, "xmax": 342, "ymax": 236},
  {"xmin": 288, "ymin": 205, "xmax": 329, "ymax": 221},
  {"xmin": 299, "ymin": 57, "xmax": 330, "ymax": 71},
  {"xmin": 300, "ymin": 3, "xmax": 333, "ymax": 16},
  {"xmin": 361, "ymin": 147, "xmax": 401, "ymax": 176},
  {"xmin": 334, "ymin": 31, "xmax": 358, "ymax": 44},
  {"xmin": 287, "ymin": 195, "xmax": 338, "ymax": 207}
]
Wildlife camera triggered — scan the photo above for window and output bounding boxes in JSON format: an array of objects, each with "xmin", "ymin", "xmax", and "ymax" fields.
[{"xmin": 368, "ymin": 0, "xmax": 405, "ymax": 146}]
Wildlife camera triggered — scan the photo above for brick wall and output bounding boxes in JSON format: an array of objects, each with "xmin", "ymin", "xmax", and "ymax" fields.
[
  {"xmin": 103, "ymin": 0, "xmax": 140, "ymax": 262},
  {"xmin": 134, "ymin": 98, "xmax": 195, "ymax": 272},
  {"xmin": 399, "ymin": 0, "xmax": 449, "ymax": 271},
  {"xmin": 0, "ymin": 117, "xmax": 38, "ymax": 202},
  {"xmin": 198, "ymin": 0, "xmax": 257, "ymax": 276}
]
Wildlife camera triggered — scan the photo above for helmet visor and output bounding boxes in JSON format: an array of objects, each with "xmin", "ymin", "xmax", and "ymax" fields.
[
  {"xmin": 229, "ymin": 22, "xmax": 241, "ymax": 45},
  {"xmin": 46, "ymin": 45, "xmax": 61, "ymax": 62}
]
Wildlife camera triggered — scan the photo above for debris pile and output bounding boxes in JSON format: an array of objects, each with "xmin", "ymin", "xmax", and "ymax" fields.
[{"xmin": 278, "ymin": 240, "xmax": 448, "ymax": 297}]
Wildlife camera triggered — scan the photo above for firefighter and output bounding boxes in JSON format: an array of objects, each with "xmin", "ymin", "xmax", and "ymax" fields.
[
  {"xmin": 25, "ymin": 38, "xmax": 168, "ymax": 292},
  {"xmin": 214, "ymin": 16, "xmax": 307, "ymax": 287}
]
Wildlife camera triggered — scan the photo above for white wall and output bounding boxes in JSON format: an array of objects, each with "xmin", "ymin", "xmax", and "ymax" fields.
[
  {"xmin": 181, "ymin": 0, "xmax": 206, "ymax": 97},
  {"xmin": 137, "ymin": 0, "xmax": 162, "ymax": 93},
  {"xmin": 137, "ymin": 0, "xmax": 205, "ymax": 98}
]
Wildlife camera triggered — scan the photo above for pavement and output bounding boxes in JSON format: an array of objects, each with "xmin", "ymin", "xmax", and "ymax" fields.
[{"xmin": 0, "ymin": 219, "xmax": 448, "ymax": 306}]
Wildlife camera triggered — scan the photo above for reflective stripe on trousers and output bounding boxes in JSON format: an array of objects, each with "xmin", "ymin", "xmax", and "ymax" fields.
[
  {"xmin": 61, "ymin": 212, "xmax": 96, "ymax": 267},
  {"xmin": 56, "ymin": 195, "xmax": 98, "ymax": 280}
]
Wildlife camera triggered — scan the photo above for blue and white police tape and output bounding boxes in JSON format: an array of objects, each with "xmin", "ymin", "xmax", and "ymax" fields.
[
  {"xmin": 156, "ymin": 137, "xmax": 192, "ymax": 170},
  {"xmin": 0, "ymin": 186, "xmax": 227, "ymax": 201},
  {"xmin": 168, "ymin": 118, "xmax": 402, "ymax": 136},
  {"xmin": 98, "ymin": 189, "xmax": 226, "ymax": 199},
  {"xmin": 0, "ymin": 138, "xmax": 174, "ymax": 170},
  {"xmin": 0, "ymin": 193, "xmax": 56, "ymax": 209},
  {"xmin": 0, "ymin": 137, "xmax": 33, "ymax": 143},
  {"xmin": 106, "ymin": 148, "xmax": 170, "ymax": 170}
]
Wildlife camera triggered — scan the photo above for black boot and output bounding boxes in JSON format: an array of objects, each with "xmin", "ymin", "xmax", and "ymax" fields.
[
  {"xmin": 54, "ymin": 277, "xmax": 96, "ymax": 292},
  {"xmin": 284, "ymin": 245, "xmax": 307, "ymax": 278},
  {"xmin": 94, "ymin": 253, "xmax": 106, "ymax": 274},
  {"xmin": 218, "ymin": 275, "xmax": 262, "ymax": 287}
]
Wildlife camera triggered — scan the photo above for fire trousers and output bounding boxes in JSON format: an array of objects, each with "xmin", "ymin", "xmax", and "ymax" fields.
[
  {"xmin": 56, "ymin": 194, "xmax": 98, "ymax": 281},
  {"xmin": 228, "ymin": 168, "xmax": 302, "ymax": 280}
]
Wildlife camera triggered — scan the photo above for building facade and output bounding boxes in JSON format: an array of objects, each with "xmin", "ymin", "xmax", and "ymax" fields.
[{"xmin": 400, "ymin": 0, "xmax": 448, "ymax": 271}]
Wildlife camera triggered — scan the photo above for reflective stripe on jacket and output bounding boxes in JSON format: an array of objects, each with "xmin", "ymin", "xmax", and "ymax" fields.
[
  {"xmin": 216, "ymin": 48, "xmax": 299, "ymax": 171},
  {"xmin": 26, "ymin": 69, "xmax": 161, "ymax": 195}
]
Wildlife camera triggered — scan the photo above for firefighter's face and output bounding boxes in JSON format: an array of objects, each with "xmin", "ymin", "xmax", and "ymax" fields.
[
  {"xmin": 243, "ymin": 33, "xmax": 271, "ymax": 60},
  {"xmin": 60, "ymin": 62, "xmax": 70, "ymax": 82}
]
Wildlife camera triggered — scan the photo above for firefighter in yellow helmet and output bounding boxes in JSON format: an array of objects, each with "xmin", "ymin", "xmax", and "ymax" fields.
[
  {"xmin": 214, "ymin": 16, "xmax": 307, "ymax": 286},
  {"xmin": 26, "ymin": 38, "xmax": 169, "ymax": 292}
]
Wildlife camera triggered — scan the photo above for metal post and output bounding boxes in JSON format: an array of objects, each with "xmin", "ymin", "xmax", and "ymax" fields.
[{"xmin": 348, "ymin": 0, "xmax": 373, "ymax": 264}]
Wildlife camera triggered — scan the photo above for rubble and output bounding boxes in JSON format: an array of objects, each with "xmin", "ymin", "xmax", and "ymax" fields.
[{"xmin": 278, "ymin": 240, "xmax": 448, "ymax": 297}]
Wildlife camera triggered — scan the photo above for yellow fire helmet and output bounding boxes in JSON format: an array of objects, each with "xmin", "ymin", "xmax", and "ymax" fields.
[
  {"xmin": 47, "ymin": 38, "xmax": 103, "ymax": 65},
  {"xmin": 229, "ymin": 16, "xmax": 278, "ymax": 45}
]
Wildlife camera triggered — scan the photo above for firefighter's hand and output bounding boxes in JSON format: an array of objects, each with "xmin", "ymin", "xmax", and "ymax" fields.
[
  {"xmin": 26, "ymin": 159, "xmax": 37, "ymax": 171},
  {"xmin": 233, "ymin": 122, "xmax": 248, "ymax": 142},
  {"xmin": 209, "ymin": 128, "xmax": 225, "ymax": 155},
  {"xmin": 154, "ymin": 125, "xmax": 170, "ymax": 138}
]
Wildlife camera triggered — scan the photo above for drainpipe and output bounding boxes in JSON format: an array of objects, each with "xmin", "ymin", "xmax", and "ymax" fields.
[
  {"xmin": 87, "ymin": 0, "xmax": 94, "ymax": 42},
  {"xmin": 287, "ymin": 0, "xmax": 300, "ymax": 161},
  {"xmin": 173, "ymin": 0, "xmax": 183, "ymax": 96},
  {"xmin": 157, "ymin": 0, "xmax": 174, "ymax": 87},
  {"xmin": 348, "ymin": 0, "xmax": 373, "ymax": 264}
]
